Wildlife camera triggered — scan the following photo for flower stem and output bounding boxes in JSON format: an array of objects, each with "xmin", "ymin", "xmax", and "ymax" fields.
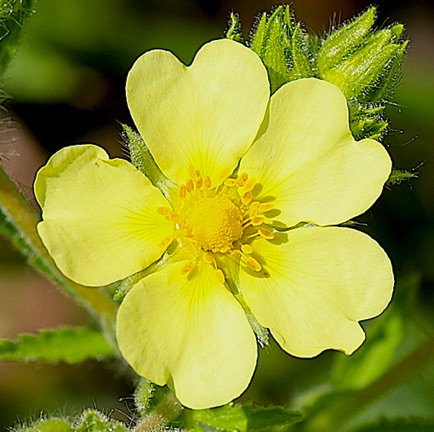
[{"xmin": 303, "ymin": 336, "xmax": 434, "ymax": 431}]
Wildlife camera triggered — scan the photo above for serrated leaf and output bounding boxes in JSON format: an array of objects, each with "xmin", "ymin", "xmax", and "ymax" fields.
[
  {"xmin": 191, "ymin": 403, "xmax": 303, "ymax": 431},
  {"xmin": 387, "ymin": 168, "xmax": 418, "ymax": 186},
  {"xmin": 0, "ymin": 327, "xmax": 115, "ymax": 363}
]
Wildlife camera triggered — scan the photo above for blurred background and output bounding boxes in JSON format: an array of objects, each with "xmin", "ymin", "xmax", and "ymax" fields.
[{"xmin": 0, "ymin": 0, "xmax": 433, "ymax": 429}]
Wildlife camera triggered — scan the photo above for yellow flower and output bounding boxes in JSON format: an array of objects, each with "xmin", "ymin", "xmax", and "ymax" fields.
[{"xmin": 34, "ymin": 39, "xmax": 394, "ymax": 409}]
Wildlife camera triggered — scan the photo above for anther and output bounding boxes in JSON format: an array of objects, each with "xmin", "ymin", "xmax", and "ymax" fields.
[
  {"xmin": 241, "ymin": 191, "xmax": 253, "ymax": 206},
  {"xmin": 244, "ymin": 178, "xmax": 257, "ymax": 192},
  {"xmin": 237, "ymin": 173, "xmax": 248, "ymax": 187},
  {"xmin": 246, "ymin": 257, "xmax": 262, "ymax": 272},
  {"xmin": 215, "ymin": 269, "xmax": 225, "ymax": 284},
  {"xmin": 204, "ymin": 176, "xmax": 212, "ymax": 189},
  {"xmin": 251, "ymin": 216, "xmax": 264, "ymax": 226},
  {"xmin": 241, "ymin": 243, "xmax": 254, "ymax": 254},
  {"xmin": 203, "ymin": 252, "xmax": 214, "ymax": 265},
  {"xmin": 157, "ymin": 207, "xmax": 171, "ymax": 217},
  {"xmin": 258, "ymin": 228, "xmax": 275, "ymax": 240},
  {"xmin": 259, "ymin": 202, "xmax": 274, "ymax": 213},
  {"xmin": 180, "ymin": 261, "xmax": 195, "ymax": 275},
  {"xmin": 195, "ymin": 177, "xmax": 203, "ymax": 189},
  {"xmin": 178, "ymin": 185, "xmax": 187, "ymax": 198},
  {"xmin": 186, "ymin": 179, "xmax": 194, "ymax": 192}
]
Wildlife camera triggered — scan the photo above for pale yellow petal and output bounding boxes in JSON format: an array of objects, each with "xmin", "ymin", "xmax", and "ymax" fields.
[
  {"xmin": 240, "ymin": 227, "xmax": 394, "ymax": 357},
  {"xmin": 35, "ymin": 145, "xmax": 174, "ymax": 286},
  {"xmin": 127, "ymin": 39, "xmax": 270, "ymax": 186},
  {"xmin": 116, "ymin": 261, "xmax": 257, "ymax": 409},
  {"xmin": 239, "ymin": 78, "xmax": 392, "ymax": 227}
]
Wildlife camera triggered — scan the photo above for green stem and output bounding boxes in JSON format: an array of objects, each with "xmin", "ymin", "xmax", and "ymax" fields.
[
  {"xmin": 0, "ymin": 166, "xmax": 117, "ymax": 339},
  {"xmin": 134, "ymin": 391, "xmax": 183, "ymax": 432},
  {"xmin": 303, "ymin": 336, "xmax": 434, "ymax": 431}
]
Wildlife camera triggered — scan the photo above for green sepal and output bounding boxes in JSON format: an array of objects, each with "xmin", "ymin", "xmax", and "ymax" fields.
[
  {"xmin": 75, "ymin": 410, "xmax": 127, "ymax": 432},
  {"xmin": 287, "ymin": 23, "xmax": 314, "ymax": 81},
  {"xmin": 322, "ymin": 34, "xmax": 400, "ymax": 99},
  {"xmin": 369, "ymin": 39, "xmax": 409, "ymax": 102},
  {"xmin": 121, "ymin": 124, "xmax": 178, "ymax": 205},
  {"xmin": 317, "ymin": 7, "xmax": 376, "ymax": 73},
  {"xmin": 387, "ymin": 168, "xmax": 418, "ymax": 186},
  {"xmin": 220, "ymin": 255, "xmax": 269, "ymax": 347},
  {"xmin": 349, "ymin": 103, "xmax": 388, "ymax": 141},
  {"xmin": 0, "ymin": 327, "xmax": 116, "ymax": 363},
  {"xmin": 225, "ymin": 12, "xmax": 243, "ymax": 42},
  {"xmin": 188, "ymin": 403, "xmax": 303, "ymax": 431}
]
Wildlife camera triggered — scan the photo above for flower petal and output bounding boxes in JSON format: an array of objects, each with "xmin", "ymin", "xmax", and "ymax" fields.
[
  {"xmin": 116, "ymin": 260, "xmax": 257, "ymax": 409},
  {"xmin": 240, "ymin": 227, "xmax": 394, "ymax": 357},
  {"xmin": 35, "ymin": 145, "xmax": 174, "ymax": 286},
  {"xmin": 239, "ymin": 78, "xmax": 392, "ymax": 227},
  {"xmin": 126, "ymin": 39, "xmax": 270, "ymax": 186}
]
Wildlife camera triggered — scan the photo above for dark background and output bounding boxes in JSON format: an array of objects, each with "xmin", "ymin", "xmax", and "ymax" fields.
[{"xmin": 0, "ymin": 0, "xmax": 433, "ymax": 429}]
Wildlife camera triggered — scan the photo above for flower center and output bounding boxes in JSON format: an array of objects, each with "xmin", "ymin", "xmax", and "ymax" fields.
[{"xmin": 185, "ymin": 196, "xmax": 243, "ymax": 252}]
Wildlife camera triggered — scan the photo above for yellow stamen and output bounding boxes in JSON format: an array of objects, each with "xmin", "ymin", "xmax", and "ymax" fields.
[
  {"xmin": 258, "ymin": 228, "xmax": 275, "ymax": 240},
  {"xmin": 241, "ymin": 243, "xmax": 254, "ymax": 254},
  {"xmin": 215, "ymin": 269, "xmax": 225, "ymax": 284},
  {"xmin": 180, "ymin": 261, "xmax": 195, "ymax": 275},
  {"xmin": 237, "ymin": 173, "xmax": 248, "ymax": 186},
  {"xmin": 246, "ymin": 257, "xmax": 262, "ymax": 272}
]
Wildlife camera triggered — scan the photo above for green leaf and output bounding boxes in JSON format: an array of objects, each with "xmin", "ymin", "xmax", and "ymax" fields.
[
  {"xmin": 0, "ymin": 0, "xmax": 34, "ymax": 77},
  {"xmin": 190, "ymin": 403, "xmax": 303, "ymax": 431},
  {"xmin": 350, "ymin": 418, "xmax": 434, "ymax": 432},
  {"xmin": 0, "ymin": 327, "xmax": 116, "ymax": 363}
]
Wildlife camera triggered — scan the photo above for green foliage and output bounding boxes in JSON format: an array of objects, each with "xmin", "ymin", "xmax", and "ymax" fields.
[
  {"xmin": 0, "ymin": 0, "xmax": 34, "ymax": 78},
  {"xmin": 350, "ymin": 418, "xmax": 434, "ymax": 432},
  {"xmin": 189, "ymin": 403, "xmax": 303, "ymax": 431},
  {"xmin": 0, "ymin": 327, "xmax": 116, "ymax": 363}
]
